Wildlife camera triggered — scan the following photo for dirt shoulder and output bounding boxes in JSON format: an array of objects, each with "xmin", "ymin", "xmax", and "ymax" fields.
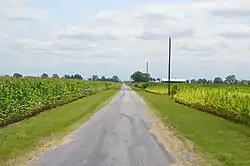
[{"xmin": 146, "ymin": 108, "xmax": 205, "ymax": 166}]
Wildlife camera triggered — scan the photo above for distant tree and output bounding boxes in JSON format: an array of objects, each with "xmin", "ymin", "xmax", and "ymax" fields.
[
  {"xmin": 186, "ymin": 80, "xmax": 190, "ymax": 83},
  {"xmin": 25, "ymin": 76, "xmax": 36, "ymax": 78},
  {"xmin": 225, "ymin": 75, "xmax": 237, "ymax": 84},
  {"xmin": 87, "ymin": 78, "xmax": 92, "ymax": 81},
  {"xmin": 131, "ymin": 71, "xmax": 150, "ymax": 83},
  {"xmin": 52, "ymin": 74, "xmax": 60, "ymax": 78},
  {"xmin": 92, "ymin": 75, "xmax": 99, "ymax": 81},
  {"xmin": 131, "ymin": 71, "xmax": 141, "ymax": 82},
  {"xmin": 234, "ymin": 79, "xmax": 239, "ymax": 84},
  {"xmin": 4, "ymin": 75, "xmax": 10, "ymax": 78},
  {"xmin": 63, "ymin": 75, "xmax": 70, "ymax": 79},
  {"xmin": 190, "ymin": 79, "xmax": 197, "ymax": 84},
  {"xmin": 101, "ymin": 76, "xmax": 106, "ymax": 81},
  {"xmin": 13, "ymin": 73, "xmax": 22, "ymax": 78},
  {"xmin": 149, "ymin": 77, "xmax": 155, "ymax": 82},
  {"xmin": 112, "ymin": 75, "xmax": 120, "ymax": 82},
  {"xmin": 74, "ymin": 74, "xmax": 83, "ymax": 80},
  {"xmin": 213, "ymin": 77, "xmax": 223, "ymax": 84},
  {"xmin": 207, "ymin": 80, "xmax": 213, "ymax": 84},
  {"xmin": 239, "ymin": 79, "xmax": 249, "ymax": 85},
  {"xmin": 144, "ymin": 73, "xmax": 150, "ymax": 82},
  {"xmin": 106, "ymin": 78, "xmax": 112, "ymax": 82},
  {"xmin": 197, "ymin": 78, "xmax": 208, "ymax": 84},
  {"xmin": 41, "ymin": 73, "xmax": 49, "ymax": 78},
  {"xmin": 156, "ymin": 78, "xmax": 161, "ymax": 81},
  {"xmin": 149, "ymin": 77, "xmax": 153, "ymax": 81}
]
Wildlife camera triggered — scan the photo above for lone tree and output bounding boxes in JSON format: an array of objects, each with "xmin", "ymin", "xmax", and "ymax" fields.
[
  {"xmin": 112, "ymin": 75, "xmax": 120, "ymax": 82},
  {"xmin": 13, "ymin": 73, "xmax": 22, "ymax": 78},
  {"xmin": 130, "ymin": 71, "xmax": 150, "ymax": 83},
  {"xmin": 41, "ymin": 73, "xmax": 49, "ymax": 78},
  {"xmin": 213, "ymin": 77, "xmax": 223, "ymax": 84},
  {"xmin": 74, "ymin": 74, "xmax": 83, "ymax": 80},
  {"xmin": 92, "ymin": 75, "xmax": 99, "ymax": 81},
  {"xmin": 101, "ymin": 76, "xmax": 106, "ymax": 81},
  {"xmin": 225, "ymin": 75, "xmax": 237, "ymax": 84},
  {"xmin": 52, "ymin": 74, "xmax": 60, "ymax": 78}
]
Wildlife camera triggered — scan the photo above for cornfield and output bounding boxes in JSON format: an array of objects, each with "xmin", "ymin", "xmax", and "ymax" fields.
[
  {"xmin": 0, "ymin": 78, "xmax": 113, "ymax": 127},
  {"xmin": 135, "ymin": 83, "xmax": 250, "ymax": 124}
]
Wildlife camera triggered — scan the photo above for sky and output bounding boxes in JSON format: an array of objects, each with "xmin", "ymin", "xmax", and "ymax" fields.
[{"xmin": 0, "ymin": 0, "xmax": 250, "ymax": 81}]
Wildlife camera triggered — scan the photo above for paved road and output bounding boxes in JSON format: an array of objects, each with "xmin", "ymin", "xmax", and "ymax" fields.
[{"xmin": 30, "ymin": 84, "xmax": 175, "ymax": 166}]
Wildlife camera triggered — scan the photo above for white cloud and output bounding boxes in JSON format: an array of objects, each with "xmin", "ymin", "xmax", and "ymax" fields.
[
  {"xmin": 207, "ymin": 0, "xmax": 250, "ymax": 18},
  {"xmin": 58, "ymin": 27, "xmax": 118, "ymax": 41},
  {"xmin": 1, "ymin": 0, "xmax": 46, "ymax": 21},
  {"xmin": 214, "ymin": 24, "xmax": 250, "ymax": 38},
  {"xmin": 1, "ymin": 0, "xmax": 250, "ymax": 80}
]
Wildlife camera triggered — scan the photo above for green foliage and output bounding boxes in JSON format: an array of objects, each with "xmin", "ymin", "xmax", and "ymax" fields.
[
  {"xmin": 173, "ymin": 84, "xmax": 250, "ymax": 124},
  {"xmin": 130, "ymin": 71, "xmax": 150, "ymax": 83},
  {"xmin": 132, "ymin": 88, "xmax": 250, "ymax": 166},
  {"xmin": 0, "ymin": 78, "xmax": 114, "ymax": 126},
  {"xmin": 140, "ymin": 82, "xmax": 150, "ymax": 89},
  {"xmin": 134, "ymin": 82, "xmax": 154, "ymax": 89},
  {"xmin": 135, "ymin": 82, "xmax": 250, "ymax": 124},
  {"xmin": 0, "ymin": 87, "xmax": 120, "ymax": 166},
  {"xmin": 170, "ymin": 85, "xmax": 179, "ymax": 97}
]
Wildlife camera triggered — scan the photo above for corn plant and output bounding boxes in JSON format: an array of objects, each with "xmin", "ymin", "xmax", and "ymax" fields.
[
  {"xmin": 0, "ymin": 78, "xmax": 113, "ymax": 126},
  {"xmin": 135, "ymin": 82, "xmax": 250, "ymax": 124}
]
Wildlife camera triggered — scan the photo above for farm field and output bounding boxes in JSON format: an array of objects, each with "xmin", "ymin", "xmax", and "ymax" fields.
[
  {"xmin": 134, "ymin": 82, "xmax": 250, "ymax": 124},
  {"xmin": 130, "ymin": 85, "xmax": 250, "ymax": 166},
  {"xmin": 0, "ymin": 77, "xmax": 115, "ymax": 127},
  {"xmin": 0, "ymin": 81, "xmax": 121, "ymax": 166}
]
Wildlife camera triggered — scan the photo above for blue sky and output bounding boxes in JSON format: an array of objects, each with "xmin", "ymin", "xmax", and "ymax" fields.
[{"xmin": 0, "ymin": 0, "xmax": 250, "ymax": 80}]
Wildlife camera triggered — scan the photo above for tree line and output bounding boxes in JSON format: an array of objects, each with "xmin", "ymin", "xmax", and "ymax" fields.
[
  {"xmin": 191, "ymin": 75, "xmax": 250, "ymax": 85},
  {"xmin": 2, "ymin": 73, "xmax": 120, "ymax": 82},
  {"xmin": 130, "ymin": 71, "xmax": 250, "ymax": 85},
  {"xmin": 87, "ymin": 75, "xmax": 120, "ymax": 82}
]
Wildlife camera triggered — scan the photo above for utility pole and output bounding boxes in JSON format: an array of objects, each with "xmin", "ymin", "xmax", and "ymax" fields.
[
  {"xmin": 146, "ymin": 61, "xmax": 149, "ymax": 74},
  {"xmin": 168, "ymin": 38, "xmax": 172, "ymax": 96}
]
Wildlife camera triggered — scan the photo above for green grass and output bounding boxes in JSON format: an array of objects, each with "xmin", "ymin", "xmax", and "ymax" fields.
[
  {"xmin": 0, "ymin": 84, "xmax": 120, "ymax": 166},
  {"xmin": 131, "ymin": 86, "xmax": 250, "ymax": 166}
]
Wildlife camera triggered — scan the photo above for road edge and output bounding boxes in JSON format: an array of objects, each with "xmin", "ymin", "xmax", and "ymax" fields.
[
  {"xmin": 8, "ymin": 87, "xmax": 121, "ymax": 166},
  {"xmin": 129, "ymin": 85, "xmax": 208, "ymax": 166}
]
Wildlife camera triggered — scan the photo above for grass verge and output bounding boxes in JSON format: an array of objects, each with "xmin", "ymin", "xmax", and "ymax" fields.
[
  {"xmin": 0, "ymin": 84, "xmax": 121, "ymax": 166},
  {"xmin": 131, "ymin": 86, "xmax": 250, "ymax": 166}
]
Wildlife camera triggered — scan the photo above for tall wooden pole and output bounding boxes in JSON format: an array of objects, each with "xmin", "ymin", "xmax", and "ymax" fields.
[
  {"xmin": 146, "ymin": 61, "xmax": 149, "ymax": 74},
  {"xmin": 168, "ymin": 38, "xmax": 172, "ymax": 96}
]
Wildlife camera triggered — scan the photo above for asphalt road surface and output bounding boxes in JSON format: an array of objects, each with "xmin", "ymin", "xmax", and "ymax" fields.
[{"xmin": 30, "ymin": 84, "xmax": 175, "ymax": 166}]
